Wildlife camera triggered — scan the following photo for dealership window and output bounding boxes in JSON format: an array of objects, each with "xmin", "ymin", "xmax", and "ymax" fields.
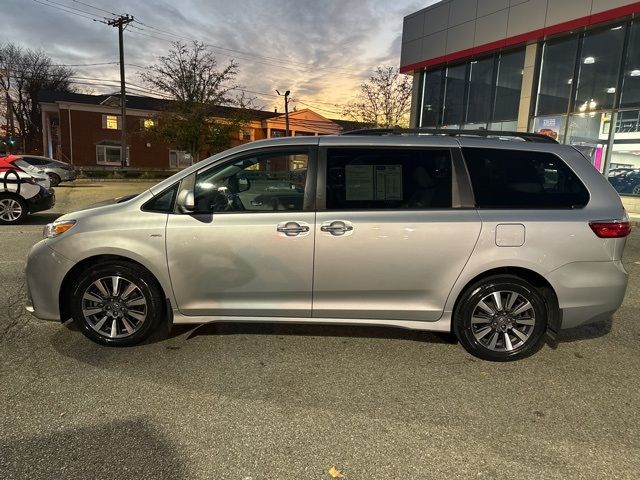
[
  {"xmin": 418, "ymin": 47, "xmax": 525, "ymax": 130},
  {"xmin": 462, "ymin": 148, "xmax": 589, "ymax": 208},
  {"xmin": 443, "ymin": 64, "xmax": 467, "ymax": 127},
  {"xmin": 420, "ymin": 69, "xmax": 444, "ymax": 127},
  {"xmin": 620, "ymin": 22, "xmax": 640, "ymax": 108},
  {"xmin": 270, "ymin": 129, "xmax": 286, "ymax": 137},
  {"xmin": 325, "ymin": 148, "xmax": 452, "ymax": 210},
  {"xmin": 102, "ymin": 114, "xmax": 120, "ymax": 130},
  {"xmin": 535, "ymin": 36, "xmax": 580, "ymax": 116},
  {"xmin": 493, "ymin": 49, "xmax": 525, "ymax": 122},
  {"xmin": 239, "ymin": 128, "xmax": 253, "ymax": 141},
  {"xmin": 466, "ymin": 56, "xmax": 494, "ymax": 124},
  {"xmin": 96, "ymin": 144, "xmax": 128, "ymax": 166},
  {"xmin": 574, "ymin": 25, "xmax": 625, "ymax": 113}
]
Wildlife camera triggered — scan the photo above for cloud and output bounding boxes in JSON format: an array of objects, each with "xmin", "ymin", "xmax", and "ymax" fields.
[{"xmin": 1, "ymin": 0, "xmax": 438, "ymax": 117}]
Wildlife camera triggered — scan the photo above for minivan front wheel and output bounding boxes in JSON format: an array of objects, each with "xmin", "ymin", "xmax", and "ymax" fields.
[
  {"xmin": 70, "ymin": 261, "xmax": 163, "ymax": 346},
  {"xmin": 454, "ymin": 275, "xmax": 547, "ymax": 361}
]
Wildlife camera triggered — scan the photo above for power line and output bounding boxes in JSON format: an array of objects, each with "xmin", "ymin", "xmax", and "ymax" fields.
[
  {"xmin": 71, "ymin": 0, "xmax": 118, "ymax": 16},
  {"xmin": 31, "ymin": 0, "xmax": 106, "ymax": 23},
  {"xmin": 50, "ymin": 61, "xmax": 118, "ymax": 67}
]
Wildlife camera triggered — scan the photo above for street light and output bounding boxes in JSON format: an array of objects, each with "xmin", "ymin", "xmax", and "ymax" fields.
[{"xmin": 276, "ymin": 89, "xmax": 291, "ymax": 136}]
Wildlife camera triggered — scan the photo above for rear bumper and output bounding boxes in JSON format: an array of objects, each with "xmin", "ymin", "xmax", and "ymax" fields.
[
  {"xmin": 26, "ymin": 187, "xmax": 55, "ymax": 213},
  {"xmin": 25, "ymin": 241, "xmax": 75, "ymax": 321},
  {"xmin": 546, "ymin": 260, "xmax": 628, "ymax": 329}
]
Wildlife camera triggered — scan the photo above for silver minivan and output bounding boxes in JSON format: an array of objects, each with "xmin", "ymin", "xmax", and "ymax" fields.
[{"xmin": 25, "ymin": 131, "xmax": 630, "ymax": 360}]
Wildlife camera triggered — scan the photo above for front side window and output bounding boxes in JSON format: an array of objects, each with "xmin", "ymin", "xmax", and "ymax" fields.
[
  {"xmin": 326, "ymin": 148, "xmax": 452, "ymax": 210},
  {"xmin": 194, "ymin": 151, "xmax": 309, "ymax": 213},
  {"xmin": 462, "ymin": 148, "xmax": 589, "ymax": 208},
  {"xmin": 143, "ymin": 185, "xmax": 178, "ymax": 213}
]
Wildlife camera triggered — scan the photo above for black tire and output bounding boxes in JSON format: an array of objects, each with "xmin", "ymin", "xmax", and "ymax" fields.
[
  {"xmin": 0, "ymin": 193, "xmax": 28, "ymax": 225},
  {"xmin": 47, "ymin": 172, "xmax": 61, "ymax": 187},
  {"xmin": 70, "ymin": 261, "xmax": 164, "ymax": 347},
  {"xmin": 454, "ymin": 275, "xmax": 547, "ymax": 361}
]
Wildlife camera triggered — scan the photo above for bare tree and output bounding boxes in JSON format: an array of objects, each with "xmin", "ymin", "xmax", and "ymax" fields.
[
  {"xmin": 344, "ymin": 66, "xmax": 412, "ymax": 128},
  {"xmin": 140, "ymin": 41, "xmax": 243, "ymax": 162},
  {"xmin": 0, "ymin": 43, "xmax": 75, "ymax": 153}
]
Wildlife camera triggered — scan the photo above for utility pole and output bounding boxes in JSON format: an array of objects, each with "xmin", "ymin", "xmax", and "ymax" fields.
[
  {"xmin": 276, "ymin": 89, "xmax": 291, "ymax": 136},
  {"xmin": 108, "ymin": 14, "xmax": 134, "ymax": 168}
]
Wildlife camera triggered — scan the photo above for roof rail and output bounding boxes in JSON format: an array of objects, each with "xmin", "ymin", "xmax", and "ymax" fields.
[{"xmin": 341, "ymin": 127, "xmax": 558, "ymax": 144}]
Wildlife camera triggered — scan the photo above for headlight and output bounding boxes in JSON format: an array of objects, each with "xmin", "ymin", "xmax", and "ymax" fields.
[{"xmin": 43, "ymin": 220, "xmax": 76, "ymax": 238}]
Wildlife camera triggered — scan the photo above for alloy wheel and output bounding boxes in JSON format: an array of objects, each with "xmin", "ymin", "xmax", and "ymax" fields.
[
  {"xmin": 470, "ymin": 290, "xmax": 536, "ymax": 352},
  {"xmin": 81, "ymin": 275, "xmax": 148, "ymax": 339},
  {"xmin": 0, "ymin": 198, "xmax": 23, "ymax": 222}
]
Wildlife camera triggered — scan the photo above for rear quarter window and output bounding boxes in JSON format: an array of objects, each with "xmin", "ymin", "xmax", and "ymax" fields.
[{"xmin": 461, "ymin": 147, "xmax": 589, "ymax": 209}]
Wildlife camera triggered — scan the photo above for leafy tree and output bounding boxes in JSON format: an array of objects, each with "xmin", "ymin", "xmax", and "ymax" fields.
[
  {"xmin": 140, "ymin": 41, "xmax": 248, "ymax": 162},
  {"xmin": 344, "ymin": 66, "xmax": 412, "ymax": 128},
  {"xmin": 0, "ymin": 43, "xmax": 75, "ymax": 153}
]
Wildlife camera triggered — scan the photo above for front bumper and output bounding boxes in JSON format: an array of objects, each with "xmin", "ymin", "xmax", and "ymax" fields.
[
  {"xmin": 26, "ymin": 187, "xmax": 55, "ymax": 214},
  {"xmin": 546, "ymin": 260, "xmax": 629, "ymax": 330},
  {"xmin": 25, "ymin": 241, "xmax": 75, "ymax": 321}
]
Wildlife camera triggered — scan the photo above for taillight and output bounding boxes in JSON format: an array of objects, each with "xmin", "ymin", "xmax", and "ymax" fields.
[{"xmin": 589, "ymin": 220, "xmax": 632, "ymax": 238}]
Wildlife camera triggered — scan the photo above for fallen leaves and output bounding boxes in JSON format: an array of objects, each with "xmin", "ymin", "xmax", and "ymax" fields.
[{"xmin": 328, "ymin": 466, "xmax": 345, "ymax": 478}]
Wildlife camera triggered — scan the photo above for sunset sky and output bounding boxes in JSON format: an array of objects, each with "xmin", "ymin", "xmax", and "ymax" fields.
[{"xmin": 3, "ymin": 0, "xmax": 438, "ymax": 118}]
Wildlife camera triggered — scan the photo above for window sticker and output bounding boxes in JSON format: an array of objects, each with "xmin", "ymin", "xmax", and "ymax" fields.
[
  {"xmin": 375, "ymin": 165, "xmax": 403, "ymax": 200},
  {"xmin": 345, "ymin": 165, "xmax": 374, "ymax": 200}
]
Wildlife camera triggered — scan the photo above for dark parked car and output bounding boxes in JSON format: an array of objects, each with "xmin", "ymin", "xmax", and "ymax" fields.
[{"xmin": 608, "ymin": 168, "xmax": 640, "ymax": 195}]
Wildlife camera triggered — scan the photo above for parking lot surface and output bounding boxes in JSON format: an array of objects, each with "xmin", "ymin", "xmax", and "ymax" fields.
[{"xmin": 1, "ymin": 182, "xmax": 639, "ymax": 479}]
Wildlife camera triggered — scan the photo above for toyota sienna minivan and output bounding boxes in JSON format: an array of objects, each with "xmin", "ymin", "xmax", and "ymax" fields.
[{"xmin": 25, "ymin": 130, "xmax": 630, "ymax": 361}]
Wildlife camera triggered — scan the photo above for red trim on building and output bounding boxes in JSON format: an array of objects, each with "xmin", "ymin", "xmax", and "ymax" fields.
[{"xmin": 400, "ymin": 1, "xmax": 640, "ymax": 73}]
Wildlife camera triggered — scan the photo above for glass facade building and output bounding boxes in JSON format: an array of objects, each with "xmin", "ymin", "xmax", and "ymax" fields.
[
  {"xmin": 405, "ymin": 2, "xmax": 640, "ymax": 199},
  {"xmin": 418, "ymin": 49, "xmax": 525, "ymax": 132}
]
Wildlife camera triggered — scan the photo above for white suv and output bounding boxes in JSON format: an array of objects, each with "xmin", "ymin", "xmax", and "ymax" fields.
[{"xmin": 0, "ymin": 169, "xmax": 56, "ymax": 224}]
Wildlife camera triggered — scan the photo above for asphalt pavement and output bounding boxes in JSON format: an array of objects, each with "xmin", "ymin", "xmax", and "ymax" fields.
[{"xmin": 1, "ymin": 182, "xmax": 639, "ymax": 479}]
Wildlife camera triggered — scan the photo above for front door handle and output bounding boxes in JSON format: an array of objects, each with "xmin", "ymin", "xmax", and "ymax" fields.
[
  {"xmin": 276, "ymin": 221, "xmax": 310, "ymax": 237},
  {"xmin": 320, "ymin": 220, "xmax": 354, "ymax": 236}
]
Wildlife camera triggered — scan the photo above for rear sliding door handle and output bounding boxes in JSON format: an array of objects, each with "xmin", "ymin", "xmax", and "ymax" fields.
[
  {"xmin": 276, "ymin": 221, "xmax": 310, "ymax": 237},
  {"xmin": 320, "ymin": 220, "xmax": 353, "ymax": 236}
]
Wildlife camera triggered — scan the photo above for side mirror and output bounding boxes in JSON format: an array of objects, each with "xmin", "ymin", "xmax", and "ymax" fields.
[
  {"xmin": 238, "ymin": 177, "xmax": 250, "ymax": 193},
  {"xmin": 177, "ymin": 188, "xmax": 195, "ymax": 212}
]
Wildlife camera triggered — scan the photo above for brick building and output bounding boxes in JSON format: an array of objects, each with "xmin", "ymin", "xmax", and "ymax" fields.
[{"xmin": 39, "ymin": 91, "xmax": 356, "ymax": 169}]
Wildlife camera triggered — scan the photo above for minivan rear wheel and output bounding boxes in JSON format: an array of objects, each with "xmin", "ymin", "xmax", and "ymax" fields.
[
  {"xmin": 70, "ymin": 261, "xmax": 164, "ymax": 346},
  {"xmin": 454, "ymin": 275, "xmax": 547, "ymax": 361}
]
